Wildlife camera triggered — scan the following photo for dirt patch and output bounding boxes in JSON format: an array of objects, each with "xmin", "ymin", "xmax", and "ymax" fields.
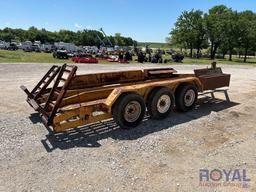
[{"xmin": 0, "ymin": 63, "xmax": 256, "ymax": 192}]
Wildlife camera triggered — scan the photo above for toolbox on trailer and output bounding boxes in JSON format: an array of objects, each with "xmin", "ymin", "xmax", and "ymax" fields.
[
  {"xmin": 21, "ymin": 63, "xmax": 231, "ymax": 132},
  {"xmin": 194, "ymin": 67, "xmax": 231, "ymax": 90}
]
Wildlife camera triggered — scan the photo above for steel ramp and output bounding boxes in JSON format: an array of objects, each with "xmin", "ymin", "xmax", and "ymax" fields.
[{"xmin": 21, "ymin": 64, "xmax": 77, "ymax": 126}]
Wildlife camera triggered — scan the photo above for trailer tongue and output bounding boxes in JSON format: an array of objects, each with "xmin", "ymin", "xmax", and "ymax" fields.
[{"xmin": 21, "ymin": 63, "xmax": 230, "ymax": 132}]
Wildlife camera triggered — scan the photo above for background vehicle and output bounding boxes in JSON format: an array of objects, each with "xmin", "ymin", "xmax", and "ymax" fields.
[
  {"xmin": 53, "ymin": 49, "xmax": 68, "ymax": 59},
  {"xmin": 7, "ymin": 42, "xmax": 18, "ymax": 50},
  {"xmin": 72, "ymin": 54, "xmax": 98, "ymax": 63},
  {"xmin": 0, "ymin": 40, "xmax": 9, "ymax": 49},
  {"xmin": 31, "ymin": 44, "xmax": 41, "ymax": 52}
]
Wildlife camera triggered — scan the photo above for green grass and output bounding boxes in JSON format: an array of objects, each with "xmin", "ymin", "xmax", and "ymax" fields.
[
  {"xmin": 0, "ymin": 49, "xmax": 256, "ymax": 65},
  {"xmin": 0, "ymin": 49, "xmax": 70, "ymax": 63},
  {"xmin": 162, "ymin": 54, "xmax": 256, "ymax": 65},
  {"xmin": 138, "ymin": 42, "xmax": 170, "ymax": 49}
]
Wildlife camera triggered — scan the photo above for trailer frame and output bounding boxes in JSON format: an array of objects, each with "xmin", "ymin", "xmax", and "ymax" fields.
[{"xmin": 21, "ymin": 64, "xmax": 230, "ymax": 132}]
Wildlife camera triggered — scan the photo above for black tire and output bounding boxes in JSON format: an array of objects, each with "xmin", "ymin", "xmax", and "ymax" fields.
[
  {"xmin": 175, "ymin": 84, "xmax": 198, "ymax": 112},
  {"xmin": 113, "ymin": 93, "xmax": 146, "ymax": 129},
  {"xmin": 147, "ymin": 87, "xmax": 174, "ymax": 119}
]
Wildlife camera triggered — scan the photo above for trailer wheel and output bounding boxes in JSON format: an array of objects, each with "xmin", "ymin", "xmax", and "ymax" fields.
[
  {"xmin": 147, "ymin": 88, "xmax": 174, "ymax": 119},
  {"xmin": 175, "ymin": 84, "xmax": 198, "ymax": 112},
  {"xmin": 113, "ymin": 93, "xmax": 146, "ymax": 129}
]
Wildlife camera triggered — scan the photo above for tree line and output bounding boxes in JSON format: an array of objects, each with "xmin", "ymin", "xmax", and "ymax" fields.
[
  {"xmin": 168, "ymin": 5, "xmax": 256, "ymax": 62},
  {"xmin": 0, "ymin": 27, "xmax": 136, "ymax": 47}
]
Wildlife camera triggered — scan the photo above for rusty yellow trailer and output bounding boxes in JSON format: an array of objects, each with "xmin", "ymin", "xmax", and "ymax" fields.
[{"xmin": 21, "ymin": 64, "xmax": 230, "ymax": 132}]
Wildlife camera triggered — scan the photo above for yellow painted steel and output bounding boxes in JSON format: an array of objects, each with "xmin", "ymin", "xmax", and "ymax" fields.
[
  {"xmin": 105, "ymin": 76, "xmax": 202, "ymax": 108},
  {"xmin": 22, "ymin": 65, "xmax": 231, "ymax": 133},
  {"xmin": 52, "ymin": 75, "xmax": 202, "ymax": 132}
]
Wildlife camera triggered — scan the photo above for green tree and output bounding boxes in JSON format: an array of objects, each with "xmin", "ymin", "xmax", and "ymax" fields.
[
  {"xmin": 205, "ymin": 5, "xmax": 232, "ymax": 59},
  {"xmin": 218, "ymin": 10, "xmax": 239, "ymax": 61},
  {"xmin": 108, "ymin": 35, "xmax": 116, "ymax": 46},
  {"xmin": 114, "ymin": 33, "xmax": 125, "ymax": 46},
  {"xmin": 169, "ymin": 9, "xmax": 207, "ymax": 57},
  {"xmin": 0, "ymin": 27, "xmax": 136, "ymax": 47},
  {"xmin": 0, "ymin": 28, "xmax": 16, "ymax": 42},
  {"xmin": 237, "ymin": 11, "xmax": 256, "ymax": 62}
]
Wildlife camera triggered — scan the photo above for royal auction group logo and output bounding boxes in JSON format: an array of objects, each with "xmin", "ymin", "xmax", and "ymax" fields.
[{"xmin": 199, "ymin": 169, "xmax": 250, "ymax": 188}]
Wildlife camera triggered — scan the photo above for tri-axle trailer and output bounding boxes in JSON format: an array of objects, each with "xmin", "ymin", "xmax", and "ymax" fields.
[{"xmin": 21, "ymin": 64, "xmax": 230, "ymax": 132}]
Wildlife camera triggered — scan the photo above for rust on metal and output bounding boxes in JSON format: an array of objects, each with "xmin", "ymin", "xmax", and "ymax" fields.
[
  {"xmin": 21, "ymin": 64, "xmax": 230, "ymax": 132},
  {"xmin": 194, "ymin": 67, "xmax": 231, "ymax": 90},
  {"xmin": 144, "ymin": 68, "xmax": 177, "ymax": 78}
]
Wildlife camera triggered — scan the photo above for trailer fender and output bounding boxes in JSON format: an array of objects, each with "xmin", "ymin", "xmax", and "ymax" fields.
[
  {"xmin": 105, "ymin": 87, "xmax": 144, "ymax": 112},
  {"xmin": 193, "ymin": 79, "xmax": 203, "ymax": 92},
  {"xmin": 144, "ymin": 86, "xmax": 167, "ymax": 103},
  {"xmin": 174, "ymin": 79, "xmax": 202, "ymax": 94}
]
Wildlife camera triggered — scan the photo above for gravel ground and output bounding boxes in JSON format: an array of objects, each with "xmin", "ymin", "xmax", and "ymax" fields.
[{"xmin": 0, "ymin": 63, "xmax": 256, "ymax": 192}]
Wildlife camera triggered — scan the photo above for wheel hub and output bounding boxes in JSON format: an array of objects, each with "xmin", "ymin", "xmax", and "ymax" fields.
[
  {"xmin": 157, "ymin": 94, "xmax": 171, "ymax": 114},
  {"xmin": 124, "ymin": 101, "xmax": 141, "ymax": 122},
  {"xmin": 184, "ymin": 89, "xmax": 195, "ymax": 107}
]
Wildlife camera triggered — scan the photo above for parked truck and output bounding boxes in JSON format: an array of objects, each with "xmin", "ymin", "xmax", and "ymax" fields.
[{"xmin": 21, "ymin": 63, "xmax": 230, "ymax": 132}]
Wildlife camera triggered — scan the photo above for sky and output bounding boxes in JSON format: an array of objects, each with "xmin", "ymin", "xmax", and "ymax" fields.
[{"xmin": 0, "ymin": 0, "xmax": 255, "ymax": 42}]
